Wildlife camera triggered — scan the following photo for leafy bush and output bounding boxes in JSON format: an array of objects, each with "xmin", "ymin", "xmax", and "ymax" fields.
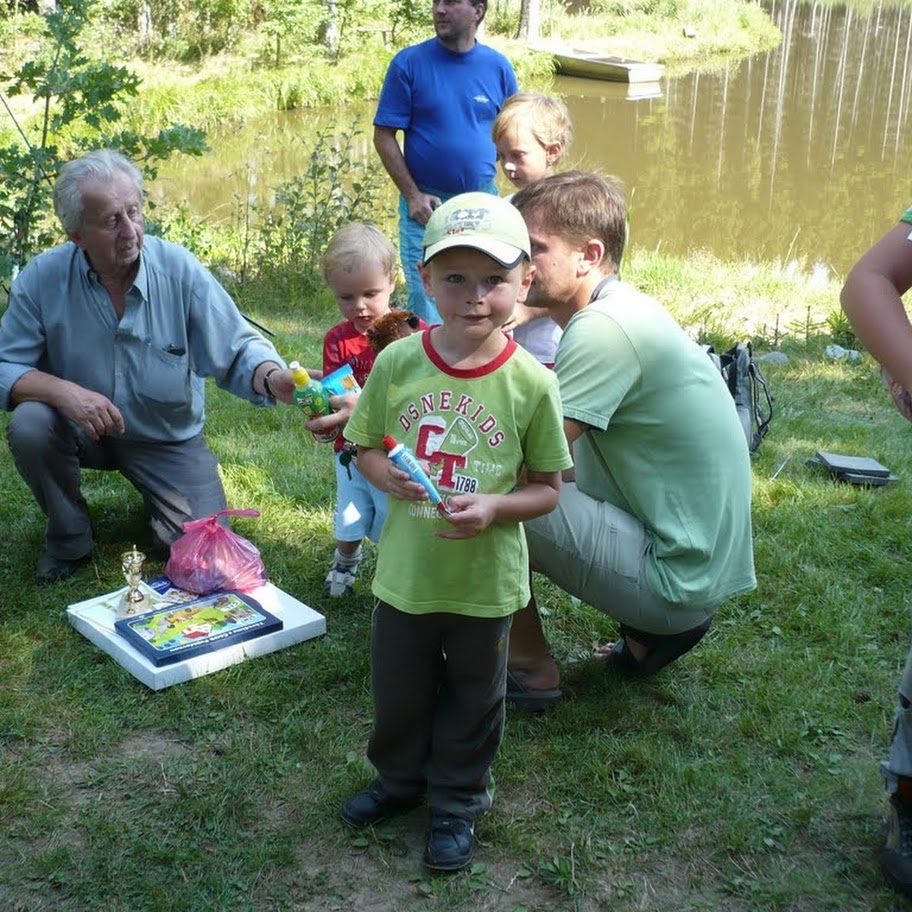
[
  {"xmin": 0, "ymin": 7, "xmax": 43, "ymax": 60},
  {"xmin": 145, "ymin": 199, "xmax": 229, "ymax": 267},
  {"xmin": 100, "ymin": 0, "xmax": 253, "ymax": 60},
  {"xmin": 255, "ymin": 124, "xmax": 385, "ymax": 294},
  {"xmin": 590, "ymin": 0, "xmax": 684, "ymax": 17},
  {"xmin": 257, "ymin": 0, "xmax": 325, "ymax": 66},
  {"xmin": 0, "ymin": 0, "xmax": 207, "ymax": 281}
]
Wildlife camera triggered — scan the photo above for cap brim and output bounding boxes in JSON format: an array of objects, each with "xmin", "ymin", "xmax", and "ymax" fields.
[{"xmin": 423, "ymin": 235, "xmax": 527, "ymax": 269}]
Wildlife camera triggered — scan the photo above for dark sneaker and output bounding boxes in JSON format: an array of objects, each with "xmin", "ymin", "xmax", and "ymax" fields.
[
  {"xmin": 882, "ymin": 794, "xmax": 912, "ymax": 897},
  {"xmin": 35, "ymin": 551, "xmax": 91, "ymax": 583},
  {"xmin": 341, "ymin": 780, "xmax": 421, "ymax": 828},
  {"xmin": 423, "ymin": 812, "xmax": 475, "ymax": 872}
]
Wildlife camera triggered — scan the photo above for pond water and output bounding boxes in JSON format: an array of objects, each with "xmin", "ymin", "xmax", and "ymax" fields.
[{"xmin": 153, "ymin": 0, "xmax": 912, "ymax": 277}]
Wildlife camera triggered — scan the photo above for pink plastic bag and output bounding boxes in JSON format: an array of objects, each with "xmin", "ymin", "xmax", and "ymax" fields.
[{"xmin": 164, "ymin": 509, "xmax": 268, "ymax": 595}]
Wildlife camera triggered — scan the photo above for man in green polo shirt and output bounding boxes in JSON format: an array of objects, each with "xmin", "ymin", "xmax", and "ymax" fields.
[{"xmin": 506, "ymin": 171, "xmax": 757, "ymax": 709}]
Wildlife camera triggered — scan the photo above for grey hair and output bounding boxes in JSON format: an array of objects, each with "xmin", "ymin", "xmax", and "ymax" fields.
[{"xmin": 54, "ymin": 149, "xmax": 144, "ymax": 233}]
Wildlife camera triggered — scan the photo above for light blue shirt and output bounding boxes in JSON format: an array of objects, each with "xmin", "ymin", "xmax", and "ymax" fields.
[{"xmin": 0, "ymin": 236, "xmax": 283, "ymax": 442}]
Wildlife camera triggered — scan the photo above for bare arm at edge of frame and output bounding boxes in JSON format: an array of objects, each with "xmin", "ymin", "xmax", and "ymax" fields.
[{"xmin": 841, "ymin": 221, "xmax": 912, "ymax": 420}]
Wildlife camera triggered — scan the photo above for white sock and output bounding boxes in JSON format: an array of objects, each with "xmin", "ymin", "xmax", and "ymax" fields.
[{"xmin": 333, "ymin": 546, "xmax": 362, "ymax": 569}]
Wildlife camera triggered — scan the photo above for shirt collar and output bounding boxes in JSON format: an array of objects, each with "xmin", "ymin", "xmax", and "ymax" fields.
[
  {"xmin": 79, "ymin": 245, "xmax": 148, "ymax": 301},
  {"xmin": 589, "ymin": 274, "xmax": 618, "ymax": 303}
]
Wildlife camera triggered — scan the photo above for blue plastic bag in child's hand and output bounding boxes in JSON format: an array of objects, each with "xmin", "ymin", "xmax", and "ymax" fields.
[{"xmin": 164, "ymin": 509, "xmax": 268, "ymax": 595}]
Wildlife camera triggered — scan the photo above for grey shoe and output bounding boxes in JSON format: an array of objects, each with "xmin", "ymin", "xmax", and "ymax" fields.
[
  {"xmin": 882, "ymin": 794, "xmax": 912, "ymax": 897},
  {"xmin": 324, "ymin": 562, "xmax": 358, "ymax": 597}
]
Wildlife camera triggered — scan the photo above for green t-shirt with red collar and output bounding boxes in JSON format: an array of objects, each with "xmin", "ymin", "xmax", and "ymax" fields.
[{"xmin": 345, "ymin": 329, "xmax": 572, "ymax": 618}]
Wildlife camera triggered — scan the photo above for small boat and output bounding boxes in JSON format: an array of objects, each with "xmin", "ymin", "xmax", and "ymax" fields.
[
  {"xmin": 555, "ymin": 75, "xmax": 663, "ymax": 101},
  {"xmin": 547, "ymin": 47, "xmax": 665, "ymax": 84},
  {"xmin": 621, "ymin": 81, "xmax": 663, "ymax": 100}
]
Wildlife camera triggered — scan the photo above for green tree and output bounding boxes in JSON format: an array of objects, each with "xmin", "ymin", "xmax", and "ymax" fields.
[
  {"xmin": 0, "ymin": 0, "xmax": 207, "ymax": 282},
  {"xmin": 390, "ymin": 0, "xmax": 425, "ymax": 38},
  {"xmin": 2, "ymin": 1, "xmax": 41, "ymax": 15},
  {"xmin": 259, "ymin": 0, "xmax": 324, "ymax": 66},
  {"xmin": 101, "ymin": 0, "xmax": 252, "ymax": 60}
]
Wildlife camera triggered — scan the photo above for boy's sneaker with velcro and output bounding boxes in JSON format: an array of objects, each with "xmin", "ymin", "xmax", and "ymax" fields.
[{"xmin": 324, "ymin": 562, "xmax": 359, "ymax": 597}]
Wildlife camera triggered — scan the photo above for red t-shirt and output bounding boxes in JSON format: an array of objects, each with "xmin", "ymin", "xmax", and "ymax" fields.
[
  {"xmin": 323, "ymin": 320, "xmax": 377, "ymax": 386},
  {"xmin": 322, "ymin": 321, "xmax": 376, "ymax": 453},
  {"xmin": 323, "ymin": 316, "xmax": 428, "ymax": 451}
]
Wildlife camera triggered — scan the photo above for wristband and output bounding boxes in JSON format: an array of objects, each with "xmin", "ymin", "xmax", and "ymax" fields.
[{"xmin": 262, "ymin": 367, "xmax": 281, "ymax": 399}]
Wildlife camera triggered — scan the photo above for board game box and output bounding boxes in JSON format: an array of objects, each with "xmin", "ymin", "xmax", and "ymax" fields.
[
  {"xmin": 67, "ymin": 578, "xmax": 325, "ymax": 690},
  {"xmin": 114, "ymin": 590, "xmax": 282, "ymax": 666}
]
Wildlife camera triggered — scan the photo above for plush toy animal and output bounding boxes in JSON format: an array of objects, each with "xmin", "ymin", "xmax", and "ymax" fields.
[{"xmin": 367, "ymin": 310, "xmax": 421, "ymax": 354}]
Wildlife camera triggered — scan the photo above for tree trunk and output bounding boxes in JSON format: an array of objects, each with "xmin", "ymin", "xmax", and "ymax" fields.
[
  {"xmin": 517, "ymin": 0, "xmax": 540, "ymax": 41},
  {"xmin": 324, "ymin": 0, "xmax": 339, "ymax": 53},
  {"xmin": 137, "ymin": 2, "xmax": 153, "ymax": 53}
]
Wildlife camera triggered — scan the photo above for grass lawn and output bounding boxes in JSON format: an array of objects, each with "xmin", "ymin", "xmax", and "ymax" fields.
[{"xmin": 2, "ymin": 251, "xmax": 911, "ymax": 911}]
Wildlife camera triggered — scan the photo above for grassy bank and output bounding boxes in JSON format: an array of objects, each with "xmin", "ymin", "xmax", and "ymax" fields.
[
  {"xmin": 120, "ymin": 0, "xmax": 781, "ymax": 135},
  {"xmin": 0, "ymin": 0, "xmax": 781, "ymax": 141},
  {"xmin": 2, "ymin": 250, "xmax": 911, "ymax": 910}
]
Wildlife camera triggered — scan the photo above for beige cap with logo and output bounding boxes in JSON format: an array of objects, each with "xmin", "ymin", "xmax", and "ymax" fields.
[{"xmin": 422, "ymin": 192, "xmax": 531, "ymax": 269}]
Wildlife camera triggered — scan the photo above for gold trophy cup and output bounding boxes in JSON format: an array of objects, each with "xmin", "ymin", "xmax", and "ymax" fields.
[{"xmin": 118, "ymin": 545, "xmax": 150, "ymax": 618}]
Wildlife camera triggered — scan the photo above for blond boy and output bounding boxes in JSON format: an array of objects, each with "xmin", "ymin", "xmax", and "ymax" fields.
[
  {"xmin": 341, "ymin": 194, "xmax": 572, "ymax": 870},
  {"xmin": 320, "ymin": 223, "xmax": 398, "ymax": 596},
  {"xmin": 492, "ymin": 93, "xmax": 573, "ymax": 368},
  {"xmin": 492, "ymin": 92, "xmax": 573, "ymax": 191}
]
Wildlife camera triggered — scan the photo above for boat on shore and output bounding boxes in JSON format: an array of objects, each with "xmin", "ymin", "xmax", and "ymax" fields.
[
  {"xmin": 544, "ymin": 47, "xmax": 665, "ymax": 84},
  {"xmin": 555, "ymin": 74, "xmax": 663, "ymax": 101}
]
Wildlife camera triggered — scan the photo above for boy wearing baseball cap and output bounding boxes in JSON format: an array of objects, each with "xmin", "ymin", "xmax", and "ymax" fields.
[{"xmin": 341, "ymin": 192, "xmax": 572, "ymax": 871}]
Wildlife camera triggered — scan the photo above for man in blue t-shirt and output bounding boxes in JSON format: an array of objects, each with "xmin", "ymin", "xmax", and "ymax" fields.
[{"xmin": 373, "ymin": 0, "xmax": 518, "ymax": 324}]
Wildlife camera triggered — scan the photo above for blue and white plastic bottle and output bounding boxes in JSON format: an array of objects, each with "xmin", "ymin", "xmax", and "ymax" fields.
[{"xmin": 382, "ymin": 435, "xmax": 447, "ymax": 512}]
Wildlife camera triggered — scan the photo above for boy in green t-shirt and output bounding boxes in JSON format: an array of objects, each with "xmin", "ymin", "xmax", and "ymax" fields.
[{"xmin": 341, "ymin": 193, "xmax": 572, "ymax": 872}]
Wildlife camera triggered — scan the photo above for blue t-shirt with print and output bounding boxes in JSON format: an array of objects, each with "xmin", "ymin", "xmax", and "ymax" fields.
[{"xmin": 374, "ymin": 38, "xmax": 518, "ymax": 194}]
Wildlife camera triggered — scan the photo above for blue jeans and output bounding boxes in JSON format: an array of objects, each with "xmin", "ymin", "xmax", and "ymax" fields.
[{"xmin": 398, "ymin": 182, "xmax": 498, "ymax": 326}]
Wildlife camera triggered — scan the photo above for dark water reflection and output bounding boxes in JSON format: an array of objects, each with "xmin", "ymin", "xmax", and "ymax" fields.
[{"xmin": 154, "ymin": 0, "xmax": 912, "ymax": 276}]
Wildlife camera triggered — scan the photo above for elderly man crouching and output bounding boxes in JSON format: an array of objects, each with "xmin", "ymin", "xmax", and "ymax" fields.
[{"xmin": 0, "ymin": 149, "xmax": 297, "ymax": 582}]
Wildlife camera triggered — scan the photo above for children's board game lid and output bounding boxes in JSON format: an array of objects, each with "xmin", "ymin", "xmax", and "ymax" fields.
[{"xmin": 114, "ymin": 590, "xmax": 282, "ymax": 666}]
